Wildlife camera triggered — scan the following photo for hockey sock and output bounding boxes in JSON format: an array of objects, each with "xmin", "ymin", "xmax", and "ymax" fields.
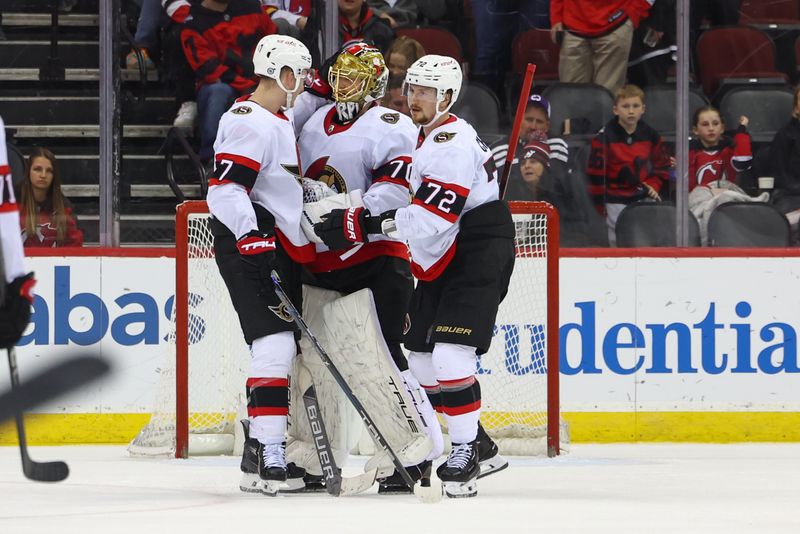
[
  {"xmin": 248, "ymin": 331, "xmax": 295, "ymax": 444},
  {"xmin": 408, "ymin": 351, "xmax": 442, "ymax": 412},
  {"xmin": 438, "ymin": 376, "xmax": 481, "ymax": 444}
]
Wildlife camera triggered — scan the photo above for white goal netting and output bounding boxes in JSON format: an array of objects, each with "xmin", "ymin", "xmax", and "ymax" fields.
[{"xmin": 129, "ymin": 201, "xmax": 567, "ymax": 457}]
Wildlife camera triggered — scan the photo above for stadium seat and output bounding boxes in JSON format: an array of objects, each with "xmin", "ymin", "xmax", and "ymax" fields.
[
  {"xmin": 739, "ymin": 0, "xmax": 800, "ymax": 24},
  {"xmin": 452, "ymin": 81, "xmax": 501, "ymax": 133},
  {"xmin": 511, "ymin": 29, "xmax": 559, "ymax": 81},
  {"xmin": 542, "ymin": 83, "xmax": 614, "ymax": 139},
  {"xmin": 719, "ymin": 87, "xmax": 794, "ymax": 144},
  {"xmin": 395, "ymin": 27, "xmax": 463, "ymax": 63},
  {"xmin": 6, "ymin": 142, "xmax": 26, "ymax": 198},
  {"xmin": 707, "ymin": 202, "xmax": 791, "ymax": 246},
  {"xmin": 616, "ymin": 202, "xmax": 701, "ymax": 247},
  {"xmin": 644, "ymin": 85, "xmax": 709, "ymax": 139},
  {"xmin": 696, "ymin": 26, "xmax": 788, "ymax": 101}
]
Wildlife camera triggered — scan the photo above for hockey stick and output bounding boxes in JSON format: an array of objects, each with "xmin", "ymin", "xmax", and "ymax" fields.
[
  {"xmin": 4, "ymin": 348, "xmax": 108, "ymax": 482},
  {"xmin": 499, "ymin": 63, "xmax": 537, "ymax": 200},
  {"xmin": 271, "ymin": 271, "xmax": 417, "ymax": 491},
  {"xmin": 0, "ymin": 352, "xmax": 110, "ymax": 425}
]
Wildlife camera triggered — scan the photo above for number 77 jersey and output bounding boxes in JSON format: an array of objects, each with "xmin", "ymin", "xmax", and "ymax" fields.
[{"xmin": 394, "ymin": 115, "xmax": 500, "ymax": 281}]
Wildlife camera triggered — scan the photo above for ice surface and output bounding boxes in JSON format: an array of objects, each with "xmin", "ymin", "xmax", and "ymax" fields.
[{"xmin": 0, "ymin": 444, "xmax": 797, "ymax": 534}]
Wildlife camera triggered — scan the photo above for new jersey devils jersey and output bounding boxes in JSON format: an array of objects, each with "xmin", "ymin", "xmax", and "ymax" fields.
[
  {"xmin": 207, "ymin": 97, "xmax": 314, "ymax": 263},
  {"xmin": 0, "ymin": 115, "xmax": 26, "ymax": 283},
  {"xmin": 298, "ymin": 103, "xmax": 416, "ymax": 272},
  {"xmin": 688, "ymin": 127, "xmax": 752, "ymax": 191},
  {"xmin": 394, "ymin": 115, "xmax": 499, "ymax": 281}
]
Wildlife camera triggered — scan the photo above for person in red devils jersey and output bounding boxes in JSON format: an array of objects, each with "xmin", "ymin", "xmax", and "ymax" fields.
[
  {"xmin": 314, "ymin": 54, "xmax": 513, "ymax": 498},
  {"xmin": 298, "ymin": 43, "xmax": 437, "ymax": 494},
  {"xmin": 586, "ymin": 84, "xmax": 670, "ymax": 246},
  {"xmin": 689, "ymin": 106, "xmax": 752, "ymax": 191},
  {"xmin": 205, "ymin": 34, "xmax": 312, "ymax": 496},
  {"xmin": 0, "ymin": 114, "xmax": 36, "ymax": 349}
]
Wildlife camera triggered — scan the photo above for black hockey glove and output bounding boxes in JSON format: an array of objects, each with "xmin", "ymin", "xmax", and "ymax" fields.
[
  {"xmin": 0, "ymin": 272, "xmax": 36, "ymax": 348},
  {"xmin": 314, "ymin": 208, "xmax": 397, "ymax": 251},
  {"xmin": 236, "ymin": 230, "xmax": 277, "ymax": 291}
]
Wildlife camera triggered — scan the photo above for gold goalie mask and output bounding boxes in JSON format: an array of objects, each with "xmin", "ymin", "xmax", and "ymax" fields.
[{"xmin": 328, "ymin": 42, "xmax": 389, "ymax": 122}]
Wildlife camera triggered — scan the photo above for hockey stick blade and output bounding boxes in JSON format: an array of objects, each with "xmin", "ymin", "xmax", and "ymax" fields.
[
  {"xmin": 271, "ymin": 271, "xmax": 417, "ymax": 492},
  {"xmin": 302, "ymin": 384, "xmax": 343, "ymax": 496},
  {"xmin": 4, "ymin": 348, "xmax": 110, "ymax": 482}
]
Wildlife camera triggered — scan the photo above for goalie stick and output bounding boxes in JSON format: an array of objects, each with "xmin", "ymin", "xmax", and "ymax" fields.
[
  {"xmin": 499, "ymin": 63, "xmax": 537, "ymax": 200},
  {"xmin": 271, "ymin": 271, "xmax": 417, "ymax": 492},
  {"xmin": 4, "ymin": 347, "xmax": 109, "ymax": 482}
]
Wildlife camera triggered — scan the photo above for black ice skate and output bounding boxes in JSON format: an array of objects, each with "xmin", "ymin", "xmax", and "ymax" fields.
[
  {"xmin": 476, "ymin": 422, "xmax": 508, "ymax": 479},
  {"xmin": 377, "ymin": 460, "xmax": 431, "ymax": 494},
  {"xmin": 259, "ymin": 442, "xmax": 288, "ymax": 496},
  {"xmin": 239, "ymin": 420, "xmax": 304, "ymax": 494},
  {"xmin": 436, "ymin": 440, "xmax": 480, "ymax": 498}
]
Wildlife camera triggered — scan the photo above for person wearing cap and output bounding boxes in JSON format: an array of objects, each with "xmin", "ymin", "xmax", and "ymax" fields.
[{"xmin": 505, "ymin": 135, "xmax": 554, "ymax": 202}]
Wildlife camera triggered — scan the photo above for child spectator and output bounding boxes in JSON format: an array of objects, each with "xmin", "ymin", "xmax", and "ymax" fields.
[
  {"xmin": 382, "ymin": 75, "xmax": 410, "ymax": 115},
  {"xmin": 689, "ymin": 105, "xmax": 751, "ymax": 191},
  {"xmin": 180, "ymin": 0, "xmax": 277, "ymax": 162},
  {"xmin": 384, "ymin": 35, "xmax": 425, "ymax": 78},
  {"xmin": 338, "ymin": 0, "xmax": 394, "ymax": 53},
  {"xmin": 770, "ymin": 86, "xmax": 800, "ymax": 192},
  {"xmin": 587, "ymin": 84, "xmax": 670, "ymax": 245},
  {"xmin": 19, "ymin": 148, "xmax": 83, "ymax": 248}
]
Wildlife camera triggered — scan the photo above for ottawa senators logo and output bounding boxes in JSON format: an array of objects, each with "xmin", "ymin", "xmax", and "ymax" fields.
[
  {"xmin": 269, "ymin": 303, "xmax": 294, "ymax": 322},
  {"xmin": 231, "ymin": 106, "xmax": 252, "ymax": 115},
  {"xmin": 305, "ymin": 156, "xmax": 348, "ymax": 193},
  {"xmin": 381, "ymin": 112, "xmax": 400, "ymax": 124},
  {"xmin": 433, "ymin": 132, "xmax": 457, "ymax": 143}
]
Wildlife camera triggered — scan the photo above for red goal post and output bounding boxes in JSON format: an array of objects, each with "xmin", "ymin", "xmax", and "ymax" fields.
[{"xmin": 129, "ymin": 200, "xmax": 565, "ymax": 458}]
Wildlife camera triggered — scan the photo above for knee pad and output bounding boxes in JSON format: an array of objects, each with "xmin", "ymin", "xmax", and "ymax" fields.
[
  {"xmin": 250, "ymin": 331, "xmax": 296, "ymax": 378},
  {"xmin": 408, "ymin": 351, "xmax": 436, "ymax": 387},
  {"xmin": 432, "ymin": 343, "xmax": 477, "ymax": 382}
]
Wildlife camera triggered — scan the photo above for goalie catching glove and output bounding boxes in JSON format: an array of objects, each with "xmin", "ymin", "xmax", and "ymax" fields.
[
  {"xmin": 236, "ymin": 230, "xmax": 277, "ymax": 292},
  {"xmin": 314, "ymin": 208, "xmax": 398, "ymax": 250}
]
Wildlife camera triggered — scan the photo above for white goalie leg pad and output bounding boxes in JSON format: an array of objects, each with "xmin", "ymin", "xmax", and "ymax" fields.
[
  {"xmin": 400, "ymin": 369, "xmax": 444, "ymax": 462},
  {"xmin": 286, "ymin": 285, "xmax": 362, "ymax": 475},
  {"xmin": 321, "ymin": 289, "xmax": 433, "ymax": 475},
  {"xmin": 301, "ymin": 189, "xmax": 364, "ymax": 244}
]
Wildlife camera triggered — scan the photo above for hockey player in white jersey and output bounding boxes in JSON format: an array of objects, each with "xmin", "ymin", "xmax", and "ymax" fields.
[
  {"xmin": 314, "ymin": 55, "xmax": 514, "ymax": 498},
  {"xmin": 297, "ymin": 42, "xmax": 443, "ymax": 494},
  {"xmin": 205, "ymin": 34, "xmax": 313, "ymax": 496},
  {"xmin": 0, "ymin": 114, "xmax": 36, "ymax": 350}
]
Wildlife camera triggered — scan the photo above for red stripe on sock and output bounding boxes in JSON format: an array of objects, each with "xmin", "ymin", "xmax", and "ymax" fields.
[
  {"xmin": 248, "ymin": 407, "xmax": 289, "ymax": 417},
  {"xmin": 441, "ymin": 400, "xmax": 481, "ymax": 416},
  {"xmin": 246, "ymin": 377, "xmax": 288, "ymax": 388}
]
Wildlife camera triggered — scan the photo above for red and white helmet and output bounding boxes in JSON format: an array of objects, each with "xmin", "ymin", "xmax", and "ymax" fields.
[{"xmin": 253, "ymin": 34, "xmax": 312, "ymax": 108}]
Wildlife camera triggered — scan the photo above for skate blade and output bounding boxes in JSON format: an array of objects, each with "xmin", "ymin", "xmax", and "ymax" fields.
[
  {"xmin": 277, "ymin": 477, "xmax": 306, "ymax": 493},
  {"xmin": 443, "ymin": 479, "xmax": 477, "ymax": 499},
  {"xmin": 478, "ymin": 454, "xmax": 509, "ymax": 479},
  {"xmin": 239, "ymin": 472, "xmax": 262, "ymax": 493},
  {"xmin": 262, "ymin": 479, "xmax": 283, "ymax": 497}
]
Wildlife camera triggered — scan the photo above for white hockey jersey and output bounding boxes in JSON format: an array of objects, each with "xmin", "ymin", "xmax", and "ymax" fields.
[
  {"xmin": 298, "ymin": 103, "xmax": 416, "ymax": 272},
  {"xmin": 207, "ymin": 96, "xmax": 314, "ymax": 263},
  {"xmin": 394, "ymin": 115, "xmax": 499, "ymax": 281},
  {"xmin": 0, "ymin": 115, "xmax": 27, "ymax": 283}
]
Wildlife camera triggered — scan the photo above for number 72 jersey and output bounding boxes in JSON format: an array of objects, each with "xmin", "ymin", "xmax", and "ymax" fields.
[{"xmin": 395, "ymin": 115, "xmax": 500, "ymax": 281}]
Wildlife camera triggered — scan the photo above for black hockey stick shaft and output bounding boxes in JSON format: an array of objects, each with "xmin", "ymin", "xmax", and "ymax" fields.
[
  {"xmin": 302, "ymin": 385, "xmax": 342, "ymax": 496},
  {"xmin": 271, "ymin": 271, "xmax": 416, "ymax": 490},
  {"xmin": 5, "ymin": 346, "xmax": 70, "ymax": 482}
]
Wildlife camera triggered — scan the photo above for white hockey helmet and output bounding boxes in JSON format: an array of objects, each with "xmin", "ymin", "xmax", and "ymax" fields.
[
  {"xmin": 403, "ymin": 54, "xmax": 462, "ymax": 125},
  {"xmin": 252, "ymin": 34, "xmax": 312, "ymax": 108}
]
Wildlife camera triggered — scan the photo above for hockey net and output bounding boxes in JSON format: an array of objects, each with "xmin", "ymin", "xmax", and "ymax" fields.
[{"xmin": 129, "ymin": 200, "xmax": 566, "ymax": 458}]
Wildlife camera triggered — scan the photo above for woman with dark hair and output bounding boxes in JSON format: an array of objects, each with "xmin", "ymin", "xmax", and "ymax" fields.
[{"xmin": 19, "ymin": 148, "xmax": 83, "ymax": 247}]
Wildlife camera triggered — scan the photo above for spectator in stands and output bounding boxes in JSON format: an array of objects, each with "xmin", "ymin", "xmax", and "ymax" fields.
[
  {"xmin": 263, "ymin": 1, "xmax": 312, "ymax": 38},
  {"xmin": 382, "ymin": 75, "xmax": 410, "ymax": 115},
  {"xmin": 770, "ymin": 86, "xmax": 800, "ymax": 192},
  {"xmin": 627, "ymin": 0, "xmax": 677, "ymax": 88},
  {"xmin": 19, "ymin": 148, "xmax": 83, "ymax": 248},
  {"xmin": 551, "ymin": 0, "xmax": 654, "ymax": 94},
  {"xmin": 690, "ymin": 0, "xmax": 741, "ymax": 51},
  {"xmin": 367, "ymin": 0, "xmax": 417, "ymax": 29},
  {"xmin": 415, "ymin": 0, "xmax": 447, "ymax": 24},
  {"xmin": 180, "ymin": 0, "xmax": 277, "ymax": 162},
  {"xmin": 470, "ymin": 0, "xmax": 549, "ymax": 107},
  {"xmin": 339, "ymin": 0, "xmax": 394, "ymax": 53},
  {"xmin": 689, "ymin": 106, "xmax": 751, "ymax": 191},
  {"xmin": 505, "ymin": 135, "xmax": 556, "ymax": 202},
  {"xmin": 125, "ymin": 0, "xmax": 164, "ymax": 70},
  {"xmin": 587, "ymin": 84, "xmax": 670, "ymax": 246},
  {"xmin": 385, "ymin": 35, "xmax": 425, "ymax": 78}
]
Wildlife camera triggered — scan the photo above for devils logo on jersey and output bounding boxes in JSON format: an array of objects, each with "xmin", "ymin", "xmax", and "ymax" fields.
[{"xmin": 305, "ymin": 156, "xmax": 348, "ymax": 193}]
